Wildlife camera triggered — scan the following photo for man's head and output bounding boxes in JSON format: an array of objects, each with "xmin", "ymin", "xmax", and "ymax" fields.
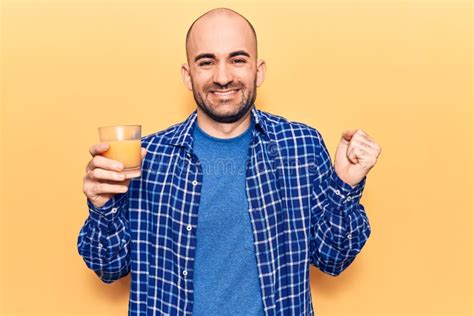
[{"xmin": 181, "ymin": 8, "xmax": 266, "ymax": 123}]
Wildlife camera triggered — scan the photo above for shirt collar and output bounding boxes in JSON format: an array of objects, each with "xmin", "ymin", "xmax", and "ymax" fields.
[{"xmin": 166, "ymin": 105, "xmax": 269, "ymax": 150}]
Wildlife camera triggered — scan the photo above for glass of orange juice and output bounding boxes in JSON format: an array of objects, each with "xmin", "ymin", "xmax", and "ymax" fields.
[{"xmin": 98, "ymin": 125, "xmax": 142, "ymax": 179}]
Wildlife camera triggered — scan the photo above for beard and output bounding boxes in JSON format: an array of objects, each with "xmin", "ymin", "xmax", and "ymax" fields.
[{"xmin": 191, "ymin": 77, "xmax": 257, "ymax": 124}]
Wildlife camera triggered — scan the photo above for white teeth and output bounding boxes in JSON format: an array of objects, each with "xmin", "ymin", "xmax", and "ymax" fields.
[{"xmin": 213, "ymin": 89, "xmax": 238, "ymax": 95}]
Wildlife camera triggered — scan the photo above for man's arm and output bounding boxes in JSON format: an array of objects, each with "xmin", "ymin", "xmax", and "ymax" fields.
[
  {"xmin": 77, "ymin": 142, "xmax": 146, "ymax": 283},
  {"xmin": 309, "ymin": 130, "xmax": 374, "ymax": 276},
  {"xmin": 77, "ymin": 193, "xmax": 131, "ymax": 283}
]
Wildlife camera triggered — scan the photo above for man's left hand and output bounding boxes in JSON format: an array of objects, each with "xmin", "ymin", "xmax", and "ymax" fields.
[{"xmin": 334, "ymin": 129, "xmax": 382, "ymax": 188}]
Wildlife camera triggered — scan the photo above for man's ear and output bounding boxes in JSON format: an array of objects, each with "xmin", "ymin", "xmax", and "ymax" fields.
[
  {"xmin": 256, "ymin": 59, "xmax": 266, "ymax": 87},
  {"xmin": 181, "ymin": 63, "xmax": 193, "ymax": 91}
]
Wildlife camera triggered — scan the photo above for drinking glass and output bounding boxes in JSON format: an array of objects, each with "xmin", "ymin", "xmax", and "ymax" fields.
[{"xmin": 98, "ymin": 125, "xmax": 142, "ymax": 179}]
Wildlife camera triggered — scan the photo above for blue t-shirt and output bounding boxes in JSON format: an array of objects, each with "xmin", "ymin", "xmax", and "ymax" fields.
[{"xmin": 191, "ymin": 117, "xmax": 264, "ymax": 315}]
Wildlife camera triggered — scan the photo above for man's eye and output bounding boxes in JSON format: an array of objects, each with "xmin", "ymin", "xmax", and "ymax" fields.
[
  {"xmin": 199, "ymin": 61, "xmax": 212, "ymax": 66},
  {"xmin": 233, "ymin": 59, "xmax": 246, "ymax": 64}
]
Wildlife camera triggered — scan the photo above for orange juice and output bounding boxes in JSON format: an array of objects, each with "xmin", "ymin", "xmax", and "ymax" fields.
[{"xmin": 101, "ymin": 139, "xmax": 141, "ymax": 169}]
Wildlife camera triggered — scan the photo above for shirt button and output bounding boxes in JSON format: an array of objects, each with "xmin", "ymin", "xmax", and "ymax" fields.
[
  {"xmin": 347, "ymin": 234, "xmax": 352, "ymax": 239},
  {"xmin": 186, "ymin": 225, "xmax": 192, "ymax": 231},
  {"xmin": 192, "ymin": 180, "xmax": 198, "ymax": 186},
  {"xmin": 335, "ymin": 189, "xmax": 341, "ymax": 195},
  {"xmin": 111, "ymin": 207, "xmax": 118, "ymax": 214},
  {"xmin": 182, "ymin": 270, "xmax": 188, "ymax": 277},
  {"xmin": 98, "ymin": 243, "xmax": 103, "ymax": 249}
]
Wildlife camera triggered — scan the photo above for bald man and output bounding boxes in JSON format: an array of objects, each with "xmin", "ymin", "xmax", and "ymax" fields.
[{"xmin": 78, "ymin": 8, "xmax": 381, "ymax": 316}]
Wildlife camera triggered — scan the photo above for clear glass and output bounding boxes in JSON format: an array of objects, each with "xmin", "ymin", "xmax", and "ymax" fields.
[{"xmin": 98, "ymin": 125, "xmax": 142, "ymax": 179}]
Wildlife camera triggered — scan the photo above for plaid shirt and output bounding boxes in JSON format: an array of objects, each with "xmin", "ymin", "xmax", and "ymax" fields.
[{"xmin": 78, "ymin": 106, "xmax": 371, "ymax": 316}]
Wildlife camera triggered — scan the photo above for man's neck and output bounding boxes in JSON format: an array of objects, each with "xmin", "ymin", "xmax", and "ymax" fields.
[{"xmin": 196, "ymin": 107, "xmax": 252, "ymax": 139}]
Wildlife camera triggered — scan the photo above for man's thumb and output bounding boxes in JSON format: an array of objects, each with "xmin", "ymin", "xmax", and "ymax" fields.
[{"xmin": 341, "ymin": 129, "xmax": 357, "ymax": 142}]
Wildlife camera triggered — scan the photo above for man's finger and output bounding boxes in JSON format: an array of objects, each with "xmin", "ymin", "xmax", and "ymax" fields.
[
  {"xmin": 92, "ymin": 182, "xmax": 129, "ymax": 195},
  {"xmin": 87, "ymin": 168, "xmax": 126, "ymax": 182},
  {"xmin": 89, "ymin": 155, "xmax": 124, "ymax": 172},
  {"xmin": 347, "ymin": 146, "xmax": 358, "ymax": 164},
  {"xmin": 355, "ymin": 131, "xmax": 375, "ymax": 143},
  {"xmin": 141, "ymin": 147, "xmax": 147, "ymax": 159},
  {"xmin": 341, "ymin": 129, "xmax": 357, "ymax": 142},
  {"xmin": 89, "ymin": 143, "xmax": 109, "ymax": 157}
]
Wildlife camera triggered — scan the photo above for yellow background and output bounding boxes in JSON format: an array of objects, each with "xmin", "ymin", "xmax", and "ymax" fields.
[{"xmin": 1, "ymin": 0, "xmax": 472, "ymax": 315}]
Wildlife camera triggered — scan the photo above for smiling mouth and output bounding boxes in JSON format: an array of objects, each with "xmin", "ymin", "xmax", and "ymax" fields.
[{"xmin": 210, "ymin": 89, "xmax": 240, "ymax": 97}]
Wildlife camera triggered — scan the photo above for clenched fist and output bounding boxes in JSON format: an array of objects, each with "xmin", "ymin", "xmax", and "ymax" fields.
[
  {"xmin": 334, "ymin": 129, "xmax": 381, "ymax": 188},
  {"xmin": 83, "ymin": 142, "xmax": 147, "ymax": 208}
]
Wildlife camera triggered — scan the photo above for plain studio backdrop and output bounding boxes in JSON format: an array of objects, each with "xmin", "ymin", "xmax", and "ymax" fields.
[{"xmin": 0, "ymin": 0, "xmax": 472, "ymax": 315}]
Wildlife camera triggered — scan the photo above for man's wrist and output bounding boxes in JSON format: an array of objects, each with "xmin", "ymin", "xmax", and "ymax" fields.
[
  {"xmin": 87, "ymin": 193, "xmax": 128, "ymax": 223},
  {"xmin": 328, "ymin": 169, "xmax": 366, "ymax": 207}
]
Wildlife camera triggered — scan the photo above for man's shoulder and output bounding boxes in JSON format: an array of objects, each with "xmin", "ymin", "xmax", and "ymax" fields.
[
  {"xmin": 258, "ymin": 109, "xmax": 323, "ymax": 143},
  {"xmin": 140, "ymin": 120, "xmax": 186, "ymax": 148}
]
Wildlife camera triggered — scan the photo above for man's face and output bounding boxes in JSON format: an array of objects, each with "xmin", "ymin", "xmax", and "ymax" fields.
[{"xmin": 182, "ymin": 13, "xmax": 265, "ymax": 123}]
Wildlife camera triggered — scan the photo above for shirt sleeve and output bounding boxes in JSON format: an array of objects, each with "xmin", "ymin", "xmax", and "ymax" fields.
[
  {"xmin": 309, "ymin": 132, "xmax": 371, "ymax": 276},
  {"xmin": 77, "ymin": 192, "xmax": 131, "ymax": 283}
]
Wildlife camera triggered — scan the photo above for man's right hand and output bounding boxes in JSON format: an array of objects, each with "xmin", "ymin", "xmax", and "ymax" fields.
[{"xmin": 83, "ymin": 142, "xmax": 147, "ymax": 208}]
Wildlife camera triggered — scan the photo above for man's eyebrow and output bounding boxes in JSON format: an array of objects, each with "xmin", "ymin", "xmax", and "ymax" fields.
[
  {"xmin": 194, "ymin": 53, "xmax": 216, "ymax": 62},
  {"xmin": 193, "ymin": 50, "xmax": 251, "ymax": 63},
  {"xmin": 228, "ymin": 50, "xmax": 250, "ymax": 58}
]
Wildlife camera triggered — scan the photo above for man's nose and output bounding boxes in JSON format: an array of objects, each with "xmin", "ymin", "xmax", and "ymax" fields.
[{"xmin": 213, "ymin": 62, "xmax": 234, "ymax": 86}]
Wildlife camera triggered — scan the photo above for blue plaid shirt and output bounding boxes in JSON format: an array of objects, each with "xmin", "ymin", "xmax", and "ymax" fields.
[{"xmin": 78, "ymin": 106, "xmax": 371, "ymax": 316}]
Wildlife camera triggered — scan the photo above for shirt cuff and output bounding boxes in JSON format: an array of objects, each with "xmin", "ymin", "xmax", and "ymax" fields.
[
  {"xmin": 327, "ymin": 169, "xmax": 366, "ymax": 207},
  {"xmin": 87, "ymin": 193, "xmax": 128, "ymax": 223}
]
